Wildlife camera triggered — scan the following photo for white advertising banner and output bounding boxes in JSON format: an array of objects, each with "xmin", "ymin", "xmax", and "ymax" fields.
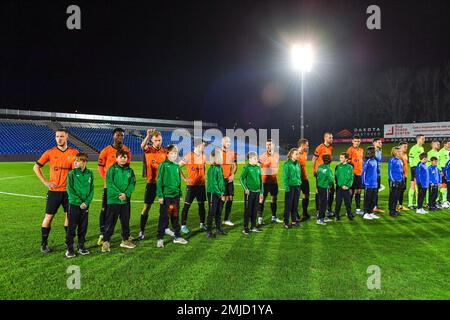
[{"xmin": 384, "ymin": 122, "xmax": 450, "ymax": 139}]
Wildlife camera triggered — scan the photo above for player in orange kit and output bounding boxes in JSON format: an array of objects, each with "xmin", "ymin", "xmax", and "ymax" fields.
[
  {"xmin": 33, "ymin": 128, "xmax": 78, "ymax": 253},
  {"xmin": 298, "ymin": 138, "xmax": 311, "ymax": 221},
  {"xmin": 347, "ymin": 136, "xmax": 364, "ymax": 215},
  {"xmin": 258, "ymin": 139, "xmax": 283, "ymax": 224}
]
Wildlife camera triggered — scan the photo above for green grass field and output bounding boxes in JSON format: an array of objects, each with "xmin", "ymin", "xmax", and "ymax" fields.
[{"xmin": 1, "ymin": 160, "xmax": 450, "ymax": 300}]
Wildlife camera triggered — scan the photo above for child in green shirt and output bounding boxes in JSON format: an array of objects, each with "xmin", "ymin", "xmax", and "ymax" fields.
[
  {"xmin": 156, "ymin": 145, "xmax": 188, "ymax": 248},
  {"xmin": 206, "ymin": 149, "xmax": 226, "ymax": 238},
  {"xmin": 240, "ymin": 152, "xmax": 264, "ymax": 235},
  {"xmin": 316, "ymin": 154, "xmax": 334, "ymax": 225},
  {"xmin": 283, "ymin": 148, "xmax": 302, "ymax": 228},
  {"xmin": 65, "ymin": 153, "xmax": 94, "ymax": 258},
  {"xmin": 334, "ymin": 153, "xmax": 354, "ymax": 221},
  {"xmin": 102, "ymin": 150, "xmax": 136, "ymax": 252}
]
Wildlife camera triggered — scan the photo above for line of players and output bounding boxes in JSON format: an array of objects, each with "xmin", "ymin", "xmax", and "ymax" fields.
[{"xmin": 33, "ymin": 128, "xmax": 450, "ymax": 257}]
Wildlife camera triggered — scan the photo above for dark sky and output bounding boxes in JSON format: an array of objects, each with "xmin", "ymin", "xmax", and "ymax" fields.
[{"xmin": 1, "ymin": 0, "xmax": 449, "ymax": 143}]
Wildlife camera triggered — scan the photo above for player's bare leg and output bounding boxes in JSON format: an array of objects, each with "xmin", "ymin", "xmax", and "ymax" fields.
[
  {"xmin": 138, "ymin": 203, "xmax": 151, "ymax": 240},
  {"xmin": 41, "ymin": 214, "xmax": 55, "ymax": 253},
  {"xmin": 270, "ymin": 195, "xmax": 282, "ymax": 223},
  {"xmin": 223, "ymin": 195, "xmax": 235, "ymax": 226},
  {"xmin": 258, "ymin": 195, "xmax": 267, "ymax": 225}
]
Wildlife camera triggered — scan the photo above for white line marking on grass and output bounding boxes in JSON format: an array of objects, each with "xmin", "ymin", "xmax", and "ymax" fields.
[
  {"xmin": 379, "ymin": 184, "xmax": 385, "ymax": 192},
  {"xmin": 0, "ymin": 175, "xmax": 35, "ymax": 181}
]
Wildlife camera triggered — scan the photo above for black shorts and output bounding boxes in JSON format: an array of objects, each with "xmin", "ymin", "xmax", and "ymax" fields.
[
  {"xmin": 45, "ymin": 191, "xmax": 69, "ymax": 215},
  {"xmin": 300, "ymin": 179, "xmax": 310, "ymax": 196},
  {"xmin": 144, "ymin": 183, "xmax": 157, "ymax": 204},
  {"xmin": 223, "ymin": 180, "xmax": 234, "ymax": 197},
  {"xmin": 263, "ymin": 183, "xmax": 278, "ymax": 197},
  {"xmin": 410, "ymin": 167, "xmax": 416, "ymax": 180},
  {"xmin": 184, "ymin": 185, "xmax": 206, "ymax": 203},
  {"xmin": 352, "ymin": 175, "xmax": 363, "ymax": 190},
  {"xmin": 442, "ymin": 176, "xmax": 447, "ymax": 185}
]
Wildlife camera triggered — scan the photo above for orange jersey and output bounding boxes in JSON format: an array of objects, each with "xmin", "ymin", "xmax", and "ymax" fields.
[
  {"xmin": 36, "ymin": 146, "xmax": 78, "ymax": 191},
  {"xmin": 222, "ymin": 149, "xmax": 237, "ymax": 180},
  {"xmin": 182, "ymin": 151, "xmax": 207, "ymax": 186},
  {"xmin": 259, "ymin": 152, "xmax": 280, "ymax": 184},
  {"xmin": 144, "ymin": 145, "xmax": 167, "ymax": 183},
  {"xmin": 98, "ymin": 144, "xmax": 132, "ymax": 187},
  {"xmin": 313, "ymin": 143, "xmax": 333, "ymax": 168},
  {"xmin": 347, "ymin": 146, "xmax": 364, "ymax": 176},
  {"xmin": 298, "ymin": 151, "xmax": 308, "ymax": 181},
  {"xmin": 400, "ymin": 153, "xmax": 408, "ymax": 177}
]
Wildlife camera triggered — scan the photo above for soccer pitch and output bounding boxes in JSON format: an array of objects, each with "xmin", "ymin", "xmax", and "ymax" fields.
[{"xmin": 1, "ymin": 161, "xmax": 450, "ymax": 300}]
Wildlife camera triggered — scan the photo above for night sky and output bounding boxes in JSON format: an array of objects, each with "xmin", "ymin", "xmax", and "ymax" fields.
[{"xmin": 1, "ymin": 0, "xmax": 449, "ymax": 143}]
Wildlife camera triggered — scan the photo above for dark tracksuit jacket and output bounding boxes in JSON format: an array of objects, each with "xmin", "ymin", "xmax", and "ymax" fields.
[
  {"xmin": 445, "ymin": 160, "xmax": 450, "ymax": 202},
  {"xmin": 240, "ymin": 164, "xmax": 264, "ymax": 230},
  {"xmin": 156, "ymin": 159, "xmax": 183, "ymax": 239},
  {"xmin": 104, "ymin": 163, "xmax": 136, "ymax": 241},
  {"xmin": 362, "ymin": 158, "xmax": 378, "ymax": 214},
  {"xmin": 428, "ymin": 165, "xmax": 442, "ymax": 208},
  {"xmin": 334, "ymin": 163, "xmax": 354, "ymax": 218},
  {"xmin": 388, "ymin": 157, "xmax": 405, "ymax": 213},
  {"xmin": 66, "ymin": 167, "xmax": 94, "ymax": 248},
  {"xmin": 415, "ymin": 162, "xmax": 429, "ymax": 209},
  {"xmin": 206, "ymin": 164, "xmax": 226, "ymax": 232},
  {"xmin": 283, "ymin": 159, "xmax": 302, "ymax": 224},
  {"xmin": 316, "ymin": 163, "xmax": 334, "ymax": 220}
]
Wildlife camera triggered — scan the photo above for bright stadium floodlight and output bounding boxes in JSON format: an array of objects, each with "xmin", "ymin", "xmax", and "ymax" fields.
[
  {"xmin": 291, "ymin": 44, "xmax": 313, "ymax": 72},
  {"xmin": 291, "ymin": 43, "xmax": 314, "ymax": 139}
]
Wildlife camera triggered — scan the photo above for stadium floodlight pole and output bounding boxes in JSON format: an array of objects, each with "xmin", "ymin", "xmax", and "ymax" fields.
[{"xmin": 291, "ymin": 44, "xmax": 313, "ymax": 139}]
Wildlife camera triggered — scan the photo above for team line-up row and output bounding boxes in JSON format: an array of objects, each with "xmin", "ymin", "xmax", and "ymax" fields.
[{"xmin": 32, "ymin": 128, "xmax": 450, "ymax": 258}]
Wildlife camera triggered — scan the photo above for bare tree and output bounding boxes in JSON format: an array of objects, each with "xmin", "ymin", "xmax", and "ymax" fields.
[
  {"xmin": 373, "ymin": 68, "xmax": 414, "ymax": 124},
  {"xmin": 416, "ymin": 68, "xmax": 441, "ymax": 121}
]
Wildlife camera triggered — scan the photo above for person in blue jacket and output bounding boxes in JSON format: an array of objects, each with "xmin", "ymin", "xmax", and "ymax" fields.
[
  {"xmin": 428, "ymin": 156, "xmax": 442, "ymax": 211},
  {"xmin": 362, "ymin": 147, "xmax": 379, "ymax": 220},
  {"xmin": 415, "ymin": 153, "xmax": 429, "ymax": 214},
  {"xmin": 372, "ymin": 138, "xmax": 385, "ymax": 213},
  {"xmin": 388, "ymin": 146, "xmax": 405, "ymax": 217},
  {"xmin": 445, "ymin": 156, "xmax": 450, "ymax": 204}
]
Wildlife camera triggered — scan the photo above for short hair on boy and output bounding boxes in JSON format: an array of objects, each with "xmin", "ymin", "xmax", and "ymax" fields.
[
  {"xmin": 322, "ymin": 154, "xmax": 332, "ymax": 164},
  {"xmin": 297, "ymin": 138, "xmax": 308, "ymax": 147},
  {"xmin": 391, "ymin": 146, "xmax": 400, "ymax": 157},
  {"xmin": 398, "ymin": 141, "xmax": 408, "ymax": 146},
  {"xmin": 167, "ymin": 144, "xmax": 178, "ymax": 153},
  {"xmin": 193, "ymin": 139, "xmax": 205, "ymax": 147},
  {"xmin": 430, "ymin": 156, "xmax": 438, "ymax": 162},
  {"xmin": 113, "ymin": 128, "xmax": 124, "ymax": 135},
  {"xmin": 416, "ymin": 134, "xmax": 424, "ymax": 140},
  {"xmin": 287, "ymin": 148, "xmax": 298, "ymax": 159},
  {"xmin": 340, "ymin": 152, "xmax": 349, "ymax": 160},
  {"xmin": 419, "ymin": 152, "xmax": 428, "ymax": 160},
  {"xmin": 74, "ymin": 152, "xmax": 89, "ymax": 162},
  {"xmin": 116, "ymin": 149, "xmax": 128, "ymax": 158},
  {"xmin": 372, "ymin": 138, "xmax": 381, "ymax": 143},
  {"xmin": 352, "ymin": 136, "xmax": 361, "ymax": 140},
  {"xmin": 247, "ymin": 151, "xmax": 258, "ymax": 160},
  {"xmin": 366, "ymin": 146, "xmax": 376, "ymax": 158},
  {"xmin": 151, "ymin": 130, "xmax": 162, "ymax": 137}
]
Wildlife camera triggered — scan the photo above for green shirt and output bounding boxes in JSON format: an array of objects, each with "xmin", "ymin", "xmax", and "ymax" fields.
[
  {"xmin": 156, "ymin": 160, "xmax": 182, "ymax": 199},
  {"xmin": 106, "ymin": 163, "xmax": 136, "ymax": 205},
  {"xmin": 335, "ymin": 163, "xmax": 354, "ymax": 188},
  {"xmin": 67, "ymin": 167, "xmax": 94, "ymax": 206},
  {"xmin": 240, "ymin": 164, "xmax": 264, "ymax": 194},
  {"xmin": 206, "ymin": 165, "xmax": 225, "ymax": 196},
  {"xmin": 427, "ymin": 149, "xmax": 440, "ymax": 166},
  {"xmin": 317, "ymin": 164, "xmax": 334, "ymax": 189},
  {"xmin": 409, "ymin": 144, "xmax": 424, "ymax": 167},
  {"xmin": 438, "ymin": 148, "xmax": 450, "ymax": 170},
  {"xmin": 283, "ymin": 159, "xmax": 302, "ymax": 192}
]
